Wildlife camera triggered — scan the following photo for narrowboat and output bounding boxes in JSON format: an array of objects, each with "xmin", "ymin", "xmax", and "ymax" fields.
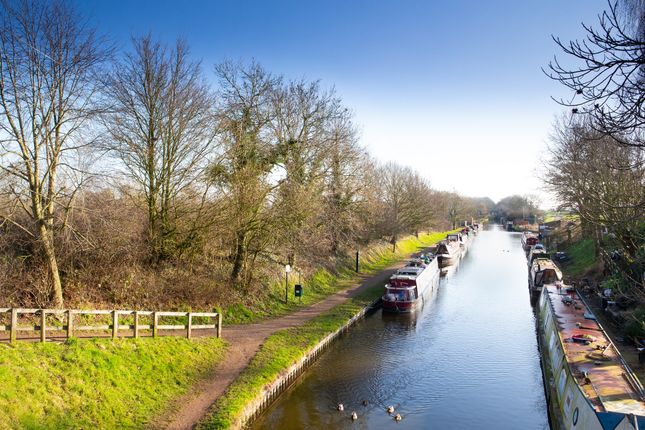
[
  {"xmin": 529, "ymin": 258, "xmax": 563, "ymax": 299},
  {"xmin": 521, "ymin": 231, "xmax": 539, "ymax": 251},
  {"xmin": 382, "ymin": 254, "xmax": 439, "ymax": 313},
  {"xmin": 528, "ymin": 248, "xmax": 550, "ymax": 269},
  {"xmin": 436, "ymin": 237, "xmax": 461, "ymax": 268},
  {"xmin": 538, "ymin": 285, "xmax": 645, "ymax": 429}
]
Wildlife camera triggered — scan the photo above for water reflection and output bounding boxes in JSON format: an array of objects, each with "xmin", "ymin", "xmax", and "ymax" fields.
[{"xmin": 252, "ymin": 225, "xmax": 549, "ymax": 430}]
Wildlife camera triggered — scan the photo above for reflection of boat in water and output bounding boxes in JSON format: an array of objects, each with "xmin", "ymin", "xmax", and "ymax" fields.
[
  {"xmin": 537, "ymin": 285, "xmax": 645, "ymax": 429},
  {"xmin": 381, "ymin": 254, "xmax": 439, "ymax": 313},
  {"xmin": 380, "ymin": 307, "xmax": 420, "ymax": 330}
]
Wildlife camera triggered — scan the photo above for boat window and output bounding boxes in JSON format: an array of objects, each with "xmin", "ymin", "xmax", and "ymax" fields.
[
  {"xmin": 558, "ymin": 366, "xmax": 568, "ymax": 395},
  {"xmin": 388, "ymin": 289, "xmax": 410, "ymax": 301}
]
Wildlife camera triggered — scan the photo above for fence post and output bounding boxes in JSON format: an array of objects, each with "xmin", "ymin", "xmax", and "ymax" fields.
[
  {"xmin": 112, "ymin": 310, "xmax": 118, "ymax": 339},
  {"xmin": 10, "ymin": 308, "xmax": 17, "ymax": 343},
  {"xmin": 217, "ymin": 313, "xmax": 222, "ymax": 338},
  {"xmin": 134, "ymin": 311, "xmax": 139, "ymax": 339},
  {"xmin": 40, "ymin": 310, "xmax": 47, "ymax": 343},
  {"xmin": 67, "ymin": 310, "xmax": 74, "ymax": 338},
  {"xmin": 153, "ymin": 312, "xmax": 158, "ymax": 338},
  {"xmin": 187, "ymin": 312, "xmax": 192, "ymax": 339}
]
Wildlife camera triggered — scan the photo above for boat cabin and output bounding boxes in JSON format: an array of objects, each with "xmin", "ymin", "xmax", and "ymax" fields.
[
  {"xmin": 529, "ymin": 259, "xmax": 562, "ymax": 295},
  {"xmin": 521, "ymin": 231, "xmax": 539, "ymax": 250},
  {"xmin": 528, "ymin": 248, "xmax": 549, "ymax": 267}
]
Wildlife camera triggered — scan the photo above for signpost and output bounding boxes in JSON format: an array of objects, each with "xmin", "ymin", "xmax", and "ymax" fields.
[{"xmin": 284, "ymin": 264, "xmax": 291, "ymax": 304}]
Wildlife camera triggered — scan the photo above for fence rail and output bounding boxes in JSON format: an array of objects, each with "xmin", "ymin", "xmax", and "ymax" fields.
[{"xmin": 0, "ymin": 308, "xmax": 222, "ymax": 343}]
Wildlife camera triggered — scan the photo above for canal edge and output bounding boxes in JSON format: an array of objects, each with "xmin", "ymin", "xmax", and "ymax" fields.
[{"xmin": 232, "ymin": 297, "xmax": 382, "ymax": 430}]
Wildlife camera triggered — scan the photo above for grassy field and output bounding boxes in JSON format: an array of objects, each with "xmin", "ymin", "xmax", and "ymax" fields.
[
  {"xmin": 223, "ymin": 230, "xmax": 458, "ymax": 325},
  {"xmin": 199, "ymin": 229, "xmax": 456, "ymax": 429},
  {"xmin": 0, "ymin": 337, "xmax": 227, "ymax": 430},
  {"xmin": 543, "ymin": 210, "xmax": 579, "ymax": 223}
]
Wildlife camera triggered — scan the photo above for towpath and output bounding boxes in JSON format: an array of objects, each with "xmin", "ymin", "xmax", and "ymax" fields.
[{"xmin": 159, "ymin": 252, "xmax": 428, "ymax": 430}]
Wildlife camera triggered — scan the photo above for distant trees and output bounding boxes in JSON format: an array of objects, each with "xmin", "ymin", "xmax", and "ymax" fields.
[
  {"xmin": 494, "ymin": 195, "xmax": 540, "ymax": 222},
  {"xmin": 0, "ymin": 1, "xmax": 493, "ymax": 308},
  {"xmin": 0, "ymin": 0, "xmax": 110, "ymax": 307}
]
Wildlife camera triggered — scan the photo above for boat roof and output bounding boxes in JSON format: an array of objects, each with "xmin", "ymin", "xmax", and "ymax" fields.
[
  {"xmin": 544, "ymin": 285, "xmax": 645, "ymax": 416},
  {"xmin": 392, "ymin": 266, "xmax": 423, "ymax": 279},
  {"xmin": 532, "ymin": 259, "xmax": 562, "ymax": 276}
]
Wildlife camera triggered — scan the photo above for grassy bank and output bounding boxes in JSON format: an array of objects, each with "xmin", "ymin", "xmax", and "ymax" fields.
[
  {"xmin": 199, "ymin": 290, "xmax": 380, "ymax": 430},
  {"xmin": 0, "ymin": 337, "xmax": 227, "ymax": 429},
  {"xmin": 223, "ymin": 230, "xmax": 459, "ymax": 325},
  {"xmin": 199, "ymin": 229, "xmax": 456, "ymax": 429},
  {"xmin": 560, "ymin": 237, "xmax": 596, "ymax": 278}
]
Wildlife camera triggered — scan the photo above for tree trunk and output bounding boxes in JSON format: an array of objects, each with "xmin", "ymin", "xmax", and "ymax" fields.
[
  {"xmin": 230, "ymin": 230, "xmax": 246, "ymax": 286},
  {"xmin": 39, "ymin": 224, "xmax": 63, "ymax": 308},
  {"xmin": 594, "ymin": 227, "xmax": 607, "ymax": 273}
]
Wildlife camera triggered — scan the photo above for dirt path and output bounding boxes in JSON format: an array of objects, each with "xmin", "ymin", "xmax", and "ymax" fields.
[{"xmin": 160, "ymin": 254, "xmax": 423, "ymax": 430}]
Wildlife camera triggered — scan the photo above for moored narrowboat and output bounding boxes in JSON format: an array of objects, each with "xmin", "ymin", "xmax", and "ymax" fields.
[
  {"xmin": 529, "ymin": 258, "xmax": 562, "ymax": 299},
  {"xmin": 537, "ymin": 285, "xmax": 645, "ymax": 429},
  {"xmin": 382, "ymin": 254, "xmax": 439, "ymax": 313},
  {"xmin": 521, "ymin": 231, "xmax": 539, "ymax": 251},
  {"xmin": 436, "ymin": 238, "xmax": 461, "ymax": 268}
]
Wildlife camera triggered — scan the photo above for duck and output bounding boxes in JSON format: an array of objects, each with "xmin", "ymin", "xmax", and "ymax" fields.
[
  {"xmin": 337, "ymin": 403, "xmax": 344, "ymax": 412},
  {"xmin": 351, "ymin": 411, "xmax": 358, "ymax": 420},
  {"xmin": 394, "ymin": 413, "xmax": 402, "ymax": 422},
  {"xmin": 387, "ymin": 405, "xmax": 395, "ymax": 414},
  {"xmin": 362, "ymin": 399, "xmax": 369, "ymax": 406}
]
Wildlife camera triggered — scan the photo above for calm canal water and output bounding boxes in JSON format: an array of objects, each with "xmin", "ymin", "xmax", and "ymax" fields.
[{"xmin": 252, "ymin": 225, "xmax": 549, "ymax": 429}]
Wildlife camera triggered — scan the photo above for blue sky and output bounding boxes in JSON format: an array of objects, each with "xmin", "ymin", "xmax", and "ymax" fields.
[{"xmin": 76, "ymin": 0, "xmax": 607, "ymax": 205}]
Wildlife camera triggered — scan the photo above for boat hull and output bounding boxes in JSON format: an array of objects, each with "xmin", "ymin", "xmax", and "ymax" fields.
[
  {"xmin": 537, "ymin": 288, "xmax": 645, "ymax": 430},
  {"xmin": 382, "ymin": 258, "xmax": 439, "ymax": 313}
]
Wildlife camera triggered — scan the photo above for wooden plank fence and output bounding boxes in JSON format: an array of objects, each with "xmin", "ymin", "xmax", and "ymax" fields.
[{"xmin": 0, "ymin": 308, "xmax": 221, "ymax": 343}]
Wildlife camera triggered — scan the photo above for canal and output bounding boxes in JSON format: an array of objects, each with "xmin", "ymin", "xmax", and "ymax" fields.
[{"xmin": 252, "ymin": 225, "xmax": 550, "ymax": 429}]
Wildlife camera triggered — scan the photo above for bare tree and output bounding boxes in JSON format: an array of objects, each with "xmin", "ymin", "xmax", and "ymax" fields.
[
  {"xmin": 269, "ymin": 79, "xmax": 344, "ymax": 263},
  {"xmin": 103, "ymin": 35, "xmax": 213, "ymax": 260},
  {"xmin": 0, "ymin": 0, "xmax": 110, "ymax": 307},
  {"xmin": 544, "ymin": 116, "xmax": 645, "ymax": 285},
  {"xmin": 321, "ymin": 113, "xmax": 368, "ymax": 256},
  {"xmin": 546, "ymin": 1, "xmax": 645, "ymax": 145},
  {"xmin": 210, "ymin": 60, "xmax": 281, "ymax": 287}
]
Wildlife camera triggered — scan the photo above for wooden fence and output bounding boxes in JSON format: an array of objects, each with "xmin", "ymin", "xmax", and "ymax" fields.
[{"xmin": 0, "ymin": 308, "xmax": 222, "ymax": 343}]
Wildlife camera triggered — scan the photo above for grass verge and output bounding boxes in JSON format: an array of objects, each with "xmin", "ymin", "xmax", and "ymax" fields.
[
  {"xmin": 561, "ymin": 237, "xmax": 596, "ymax": 277},
  {"xmin": 198, "ymin": 229, "xmax": 457, "ymax": 429},
  {"xmin": 223, "ymin": 230, "xmax": 459, "ymax": 325},
  {"xmin": 0, "ymin": 336, "xmax": 227, "ymax": 430}
]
